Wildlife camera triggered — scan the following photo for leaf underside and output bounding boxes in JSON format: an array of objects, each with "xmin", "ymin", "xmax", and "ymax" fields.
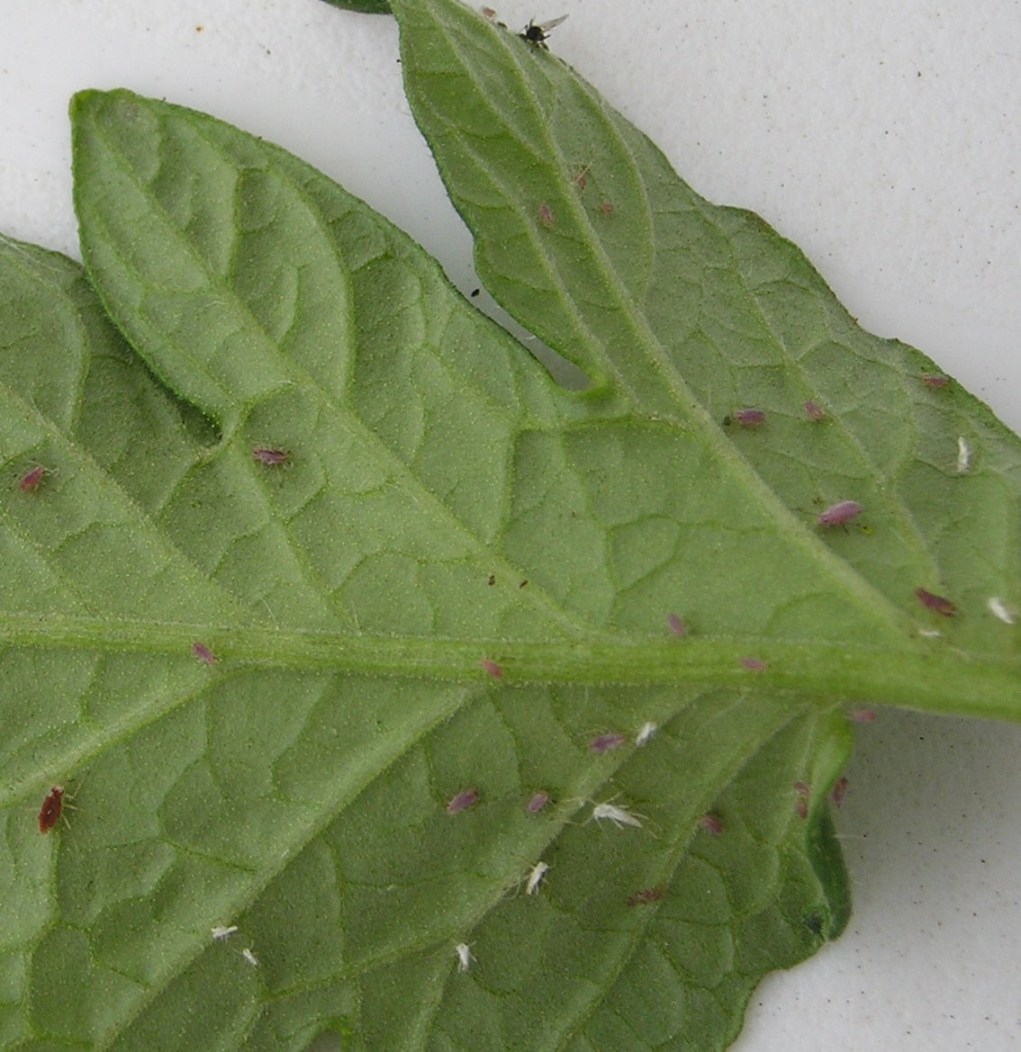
[{"xmin": 0, "ymin": 0, "xmax": 1017, "ymax": 1049}]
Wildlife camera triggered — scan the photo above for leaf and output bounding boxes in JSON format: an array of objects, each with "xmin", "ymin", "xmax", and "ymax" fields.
[{"xmin": 0, "ymin": 3, "xmax": 1017, "ymax": 1052}]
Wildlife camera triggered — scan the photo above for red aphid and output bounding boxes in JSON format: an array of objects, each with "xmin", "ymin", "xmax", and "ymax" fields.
[
  {"xmin": 915, "ymin": 587, "xmax": 957, "ymax": 617},
  {"xmin": 817, "ymin": 500, "xmax": 862, "ymax": 528},
  {"xmin": 729, "ymin": 408, "xmax": 766, "ymax": 428},
  {"xmin": 741, "ymin": 656, "xmax": 768, "ymax": 672},
  {"xmin": 446, "ymin": 788, "xmax": 479, "ymax": 815},
  {"xmin": 588, "ymin": 732, "xmax": 626, "ymax": 755},
  {"xmin": 192, "ymin": 642, "xmax": 217, "ymax": 666},
  {"xmin": 830, "ymin": 776, "xmax": 849, "ymax": 808},
  {"xmin": 699, "ymin": 812, "xmax": 724, "ymax": 836},
  {"xmin": 18, "ymin": 465, "xmax": 49, "ymax": 492},
  {"xmin": 38, "ymin": 786, "xmax": 65, "ymax": 834},
  {"xmin": 539, "ymin": 203, "xmax": 554, "ymax": 227},
  {"xmin": 804, "ymin": 400, "xmax": 825, "ymax": 421},
  {"xmin": 252, "ymin": 447, "xmax": 289, "ymax": 466},
  {"xmin": 480, "ymin": 658, "xmax": 503, "ymax": 679},
  {"xmin": 526, "ymin": 790, "xmax": 551, "ymax": 814},
  {"xmin": 667, "ymin": 613, "xmax": 687, "ymax": 637},
  {"xmin": 920, "ymin": 374, "xmax": 949, "ymax": 389},
  {"xmin": 626, "ymin": 887, "xmax": 665, "ymax": 907}
]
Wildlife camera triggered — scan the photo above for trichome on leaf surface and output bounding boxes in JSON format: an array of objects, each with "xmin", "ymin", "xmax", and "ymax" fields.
[{"xmin": 1, "ymin": 0, "xmax": 1018, "ymax": 1049}]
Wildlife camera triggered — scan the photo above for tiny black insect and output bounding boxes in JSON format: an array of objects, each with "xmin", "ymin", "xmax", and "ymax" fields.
[{"xmin": 519, "ymin": 15, "xmax": 568, "ymax": 49}]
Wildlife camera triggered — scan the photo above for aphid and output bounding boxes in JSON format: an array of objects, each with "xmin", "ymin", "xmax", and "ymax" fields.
[
  {"xmin": 793, "ymin": 781, "xmax": 809, "ymax": 819},
  {"xmin": 589, "ymin": 732, "xmax": 626, "ymax": 754},
  {"xmin": 573, "ymin": 164, "xmax": 590, "ymax": 190},
  {"xmin": 598, "ymin": 200, "xmax": 615, "ymax": 215},
  {"xmin": 538, "ymin": 203, "xmax": 554, "ymax": 227},
  {"xmin": 591, "ymin": 801, "xmax": 644, "ymax": 829},
  {"xmin": 626, "ymin": 887, "xmax": 665, "ymax": 907},
  {"xmin": 480, "ymin": 658, "xmax": 503, "ymax": 679},
  {"xmin": 446, "ymin": 787, "xmax": 480, "ymax": 815},
  {"xmin": 740, "ymin": 656, "xmax": 767, "ymax": 672},
  {"xmin": 525, "ymin": 860, "xmax": 550, "ymax": 896},
  {"xmin": 18, "ymin": 465, "xmax": 49, "ymax": 492},
  {"xmin": 211, "ymin": 925, "xmax": 238, "ymax": 941},
  {"xmin": 487, "ymin": 574, "xmax": 496, "ymax": 586},
  {"xmin": 241, "ymin": 947, "xmax": 259, "ymax": 967},
  {"xmin": 518, "ymin": 579, "xmax": 528, "ymax": 588},
  {"xmin": 667, "ymin": 613, "xmax": 687, "ymax": 637},
  {"xmin": 817, "ymin": 500, "xmax": 861, "ymax": 528},
  {"xmin": 987, "ymin": 596, "xmax": 1016, "ymax": 625},
  {"xmin": 37, "ymin": 785, "xmax": 66, "ymax": 834},
  {"xmin": 635, "ymin": 721, "xmax": 658, "ymax": 747},
  {"xmin": 699, "ymin": 811, "xmax": 724, "ymax": 836},
  {"xmin": 455, "ymin": 942, "xmax": 474, "ymax": 972},
  {"xmin": 481, "ymin": 6, "xmax": 498, "ymax": 19},
  {"xmin": 920, "ymin": 373, "xmax": 949, "ymax": 389},
  {"xmin": 192, "ymin": 642, "xmax": 217, "ymax": 666},
  {"xmin": 724, "ymin": 408, "xmax": 766, "ymax": 428},
  {"xmin": 956, "ymin": 436, "xmax": 971, "ymax": 474},
  {"xmin": 526, "ymin": 790, "xmax": 551, "ymax": 814},
  {"xmin": 471, "ymin": 288, "xmax": 481, "ymax": 298},
  {"xmin": 830, "ymin": 776, "xmax": 849, "ymax": 808},
  {"xmin": 519, "ymin": 14, "xmax": 568, "ymax": 48},
  {"xmin": 915, "ymin": 586, "xmax": 956, "ymax": 617},
  {"xmin": 804, "ymin": 400, "xmax": 825, "ymax": 421},
  {"xmin": 252, "ymin": 446, "xmax": 288, "ymax": 467},
  {"xmin": 848, "ymin": 707, "xmax": 877, "ymax": 723}
]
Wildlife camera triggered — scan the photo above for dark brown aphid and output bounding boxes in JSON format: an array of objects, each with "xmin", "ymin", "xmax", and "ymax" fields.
[
  {"xmin": 487, "ymin": 574, "xmax": 496, "ymax": 586},
  {"xmin": 19, "ymin": 465, "xmax": 49, "ymax": 493},
  {"xmin": 38, "ymin": 786, "xmax": 65, "ymax": 834},
  {"xmin": 252, "ymin": 447, "xmax": 288, "ymax": 467},
  {"xmin": 446, "ymin": 787, "xmax": 480, "ymax": 815},
  {"xmin": 519, "ymin": 14, "xmax": 568, "ymax": 48},
  {"xmin": 470, "ymin": 288, "xmax": 481, "ymax": 298},
  {"xmin": 626, "ymin": 887, "xmax": 665, "ymax": 907},
  {"xmin": 915, "ymin": 586, "xmax": 957, "ymax": 617}
]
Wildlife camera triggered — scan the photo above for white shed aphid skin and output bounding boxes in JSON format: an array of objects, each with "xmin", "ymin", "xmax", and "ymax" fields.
[
  {"xmin": 635, "ymin": 721, "xmax": 658, "ymax": 747},
  {"xmin": 241, "ymin": 947, "xmax": 259, "ymax": 967},
  {"xmin": 988, "ymin": 597, "xmax": 1016, "ymax": 624},
  {"xmin": 525, "ymin": 860, "xmax": 550, "ymax": 896},
  {"xmin": 211, "ymin": 925, "xmax": 238, "ymax": 941},
  {"xmin": 455, "ymin": 942, "xmax": 474, "ymax": 972},
  {"xmin": 591, "ymin": 801, "xmax": 644, "ymax": 829},
  {"xmin": 956, "ymin": 436, "xmax": 971, "ymax": 474}
]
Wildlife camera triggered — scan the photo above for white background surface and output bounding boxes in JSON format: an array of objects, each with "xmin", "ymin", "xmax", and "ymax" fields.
[{"xmin": 2, "ymin": 1, "xmax": 1020, "ymax": 1048}]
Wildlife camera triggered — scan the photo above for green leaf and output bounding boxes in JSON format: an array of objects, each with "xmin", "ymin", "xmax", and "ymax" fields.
[
  {"xmin": 317, "ymin": 0, "xmax": 391, "ymax": 14},
  {"xmin": 0, "ymin": 1, "xmax": 1016, "ymax": 1050}
]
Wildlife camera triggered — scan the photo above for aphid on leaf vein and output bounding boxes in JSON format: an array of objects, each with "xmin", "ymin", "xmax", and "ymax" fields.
[
  {"xmin": 38, "ymin": 785, "xmax": 66, "ymax": 834},
  {"xmin": 18, "ymin": 465, "xmax": 49, "ymax": 492},
  {"xmin": 192, "ymin": 642, "xmax": 217, "ymax": 666},
  {"xmin": 591, "ymin": 801, "xmax": 644, "ymax": 829},
  {"xmin": 525, "ymin": 860, "xmax": 550, "ymax": 896},
  {"xmin": 455, "ymin": 942, "xmax": 474, "ymax": 972},
  {"xmin": 589, "ymin": 732, "xmax": 626, "ymax": 754},
  {"xmin": 447, "ymin": 787, "xmax": 480, "ymax": 815},
  {"xmin": 804, "ymin": 400, "xmax": 825, "ymax": 422},
  {"xmin": 538, "ymin": 202, "xmax": 554, "ymax": 227},
  {"xmin": 915, "ymin": 586, "xmax": 956, "ymax": 617},
  {"xmin": 480, "ymin": 658, "xmax": 503, "ymax": 679},
  {"xmin": 519, "ymin": 14, "xmax": 568, "ymax": 48}
]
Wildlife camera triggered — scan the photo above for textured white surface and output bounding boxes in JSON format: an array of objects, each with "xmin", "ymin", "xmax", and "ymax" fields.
[{"xmin": 2, "ymin": 1, "xmax": 1020, "ymax": 1048}]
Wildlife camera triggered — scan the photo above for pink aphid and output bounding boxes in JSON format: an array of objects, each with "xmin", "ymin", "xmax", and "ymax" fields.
[
  {"xmin": 18, "ymin": 465, "xmax": 49, "ymax": 493},
  {"xmin": 817, "ymin": 500, "xmax": 862, "ymax": 528},
  {"xmin": 253, "ymin": 447, "xmax": 288, "ymax": 467},
  {"xmin": 729, "ymin": 408, "xmax": 766, "ymax": 428},
  {"xmin": 699, "ymin": 812, "xmax": 724, "ymax": 836},
  {"xmin": 192, "ymin": 642, "xmax": 217, "ymax": 666},
  {"xmin": 741, "ymin": 656, "xmax": 768, "ymax": 672},
  {"xmin": 920, "ymin": 373, "xmax": 949, "ymax": 389},
  {"xmin": 526, "ymin": 790, "xmax": 551, "ymax": 814},
  {"xmin": 480, "ymin": 658, "xmax": 504, "ymax": 679},
  {"xmin": 446, "ymin": 788, "xmax": 480, "ymax": 815},
  {"xmin": 848, "ymin": 707, "xmax": 877, "ymax": 724},
  {"xmin": 598, "ymin": 200, "xmax": 614, "ymax": 215},
  {"xmin": 589, "ymin": 732, "xmax": 627, "ymax": 755},
  {"xmin": 539, "ymin": 203, "xmax": 554, "ymax": 227},
  {"xmin": 667, "ymin": 613, "xmax": 688, "ymax": 637},
  {"xmin": 626, "ymin": 887, "xmax": 665, "ymax": 907},
  {"xmin": 804, "ymin": 400, "xmax": 825, "ymax": 422},
  {"xmin": 915, "ymin": 586, "xmax": 957, "ymax": 618},
  {"xmin": 830, "ymin": 776, "xmax": 849, "ymax": 808}
]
